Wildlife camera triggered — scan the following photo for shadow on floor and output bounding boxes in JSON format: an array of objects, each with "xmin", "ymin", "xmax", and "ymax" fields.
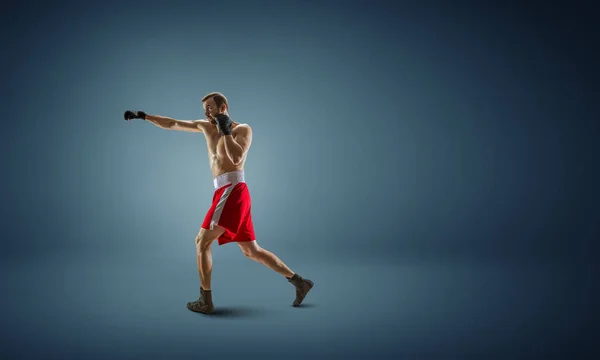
[
  {"xmin": 293, "ymin": 303, "xmax": 317, "ymax": 309},
  {"xmin": 210, "ymin": 307, "xmax": 266, "ymax": 318}
]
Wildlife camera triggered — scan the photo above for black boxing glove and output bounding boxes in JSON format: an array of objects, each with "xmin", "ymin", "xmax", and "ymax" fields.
[
  {"xmin": 215, "ymin": 113, "xmax": 232, "ymax": 135},
  {"xmin": 124, "ymin": 110, "xmax": 147, "ymax": 121}
]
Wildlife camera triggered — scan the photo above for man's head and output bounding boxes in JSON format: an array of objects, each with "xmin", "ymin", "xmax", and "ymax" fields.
[{"xmin": 202, "ymin": 92, "xmax": 229, "ymax": 121}]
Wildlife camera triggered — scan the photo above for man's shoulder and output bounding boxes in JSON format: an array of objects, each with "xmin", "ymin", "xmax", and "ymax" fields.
[
  {"xmin": 234, "ymin": 122, "xmax": 251, "ymax": 128},
  {"xmin": 234, "ymin": 123, "xmax": 252, "ymax": 133}
]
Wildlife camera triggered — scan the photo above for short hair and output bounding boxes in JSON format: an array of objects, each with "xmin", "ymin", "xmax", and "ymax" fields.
[{"xmin": 202, "ymin": 92, "xmax": 229, "ymax": 110}]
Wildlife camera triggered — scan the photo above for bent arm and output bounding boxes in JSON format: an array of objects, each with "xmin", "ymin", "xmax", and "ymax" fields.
[
  {"xmin": 223, "ymin": 125, "xmax": 252, "ymax": 165},
  {"xmin": 145, "ymin": 114, "xmax": 208, "ymax": 132}
]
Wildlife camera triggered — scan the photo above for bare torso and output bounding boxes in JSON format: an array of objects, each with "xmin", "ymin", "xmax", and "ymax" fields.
[{"xmin": 202, "ymin": 121, "xmax": 249, "ymax": 178}]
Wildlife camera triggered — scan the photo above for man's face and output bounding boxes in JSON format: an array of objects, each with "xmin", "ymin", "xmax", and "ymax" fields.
[{"xmin": 202, "ymin": 98, "xmax": 224, "ymax": 122}]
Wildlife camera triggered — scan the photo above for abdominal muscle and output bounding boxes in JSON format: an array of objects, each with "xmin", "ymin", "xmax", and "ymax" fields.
[{"xmin": 209, "ymin": 152, "xmax": 245, "ymax": 178}]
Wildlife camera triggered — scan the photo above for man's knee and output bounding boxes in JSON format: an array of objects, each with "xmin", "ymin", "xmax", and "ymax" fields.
[
  {"xmin": 195, "ymin": 235, "xmax": 214, "ymax": 253},
  {"xmin": 241, "ymin": 248, "xmax": 254, "ymax": 258},
  {"xmin": 195, "ymin": 227, "xmax": 223, "ymax": 252},
  {"xmin": 239, "ymin": 241, "xmax": 261, "ymax": 258}
]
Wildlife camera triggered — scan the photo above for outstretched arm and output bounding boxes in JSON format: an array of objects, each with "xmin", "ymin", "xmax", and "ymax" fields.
[
  {"xmin": 145, "ymin": 114, "xmax": 209, "ymax": 132},
  {"xmin": 124, "ymin": 110, "xmax": 208, "ymax": 132},
  {"xmin": 223, "ymin": 125, "xmax": 252, "ymax": 165}
]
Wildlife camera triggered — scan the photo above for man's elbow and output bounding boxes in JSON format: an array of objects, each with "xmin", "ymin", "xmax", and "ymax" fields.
[
  {"xmin": 231, "ymin": 152, "xmax": 244, "ymax": 165},
  {"xmin": 232, "ymin": 156, "xmax": 243, "ymax": 165}
]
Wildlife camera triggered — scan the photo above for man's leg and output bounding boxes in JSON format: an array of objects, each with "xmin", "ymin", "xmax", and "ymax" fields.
[
  {"xmin": 238, "ymin": 241, "xmax": 294, "ymax": 278},
  {"xmin": 238, "ymin": 241, "xmax": 314, "ymax": 306},
  {"xmin": 196, "ymin": 226, "xmax": 225, "ymax": 290},
  {"xmin": 187, "ymin": 226, "xmax": 225, "ymax": 314}
]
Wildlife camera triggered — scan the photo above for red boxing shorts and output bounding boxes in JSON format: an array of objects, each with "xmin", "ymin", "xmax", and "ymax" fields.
[{"xmin": 201, "ymin": 170, "xmax": 256, "ymax": 245}]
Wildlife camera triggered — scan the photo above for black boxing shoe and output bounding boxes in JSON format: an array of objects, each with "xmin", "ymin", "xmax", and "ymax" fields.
[
  {"xmin": 187, "ymin": 288, "xmax": 215, "ymax": 314},
  {"xmin": 288, "ymin": 273, "xmax": 314, "ymax": 307}
]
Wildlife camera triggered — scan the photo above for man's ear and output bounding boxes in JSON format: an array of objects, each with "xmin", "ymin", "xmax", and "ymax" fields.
[{"xmin": 220, "ymin": 104, "xmax": 228, "ymax": 113}]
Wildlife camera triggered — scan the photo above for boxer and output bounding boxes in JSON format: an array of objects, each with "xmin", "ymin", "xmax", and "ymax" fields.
[{"xmin": 124, "ymin": 92, "xmax": 313, "ymax": 314}]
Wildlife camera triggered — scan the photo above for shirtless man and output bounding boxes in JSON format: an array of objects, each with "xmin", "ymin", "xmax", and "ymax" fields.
[{"xmin": 124, "ymin": 92, "xmax": 314, "ymax": 314}]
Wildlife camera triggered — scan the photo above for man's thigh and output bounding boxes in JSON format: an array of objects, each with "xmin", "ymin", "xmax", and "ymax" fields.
[{"xmin": 196, "ymin": 226, "xmax": 226, "ymax": 244}]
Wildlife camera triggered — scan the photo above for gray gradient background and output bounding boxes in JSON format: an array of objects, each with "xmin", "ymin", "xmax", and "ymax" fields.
[{"xmin": 1, "ymin": 0, "xmax": 598, "ymax": 359}]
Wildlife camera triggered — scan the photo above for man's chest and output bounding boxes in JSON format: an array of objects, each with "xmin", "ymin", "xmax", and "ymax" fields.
[{"xmin": 205, "ymin": 128, "xmax": 238, "ymax": 155}]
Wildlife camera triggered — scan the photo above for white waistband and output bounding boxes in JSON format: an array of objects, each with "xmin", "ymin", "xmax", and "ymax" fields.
[{"xmin": 213, "ymin": 170, "xmax": 245, "ymax": 189}]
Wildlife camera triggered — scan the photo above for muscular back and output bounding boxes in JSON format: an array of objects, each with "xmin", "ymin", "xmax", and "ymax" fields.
[{"xmin": 202, "ymin": 121, "xmax": 250, "ymax": 177}]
